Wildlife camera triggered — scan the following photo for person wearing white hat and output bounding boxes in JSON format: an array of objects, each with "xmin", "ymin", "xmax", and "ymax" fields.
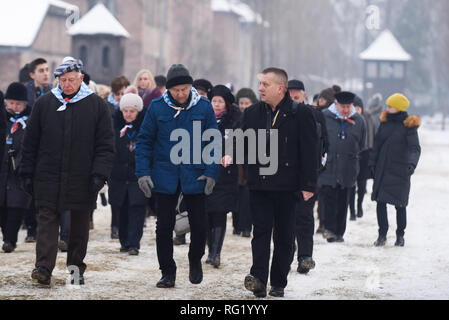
[{"xmin": 108, "ymin": 94, "xmax": 147, "ymax": 256}]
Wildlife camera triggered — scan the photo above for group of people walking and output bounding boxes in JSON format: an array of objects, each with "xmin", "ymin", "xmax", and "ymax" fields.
[{"xmin": 0, "ymin": 56, "xmax": 421, "ymax": 298}]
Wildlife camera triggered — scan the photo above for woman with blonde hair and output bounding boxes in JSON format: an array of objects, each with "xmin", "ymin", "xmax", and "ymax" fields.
[{"xmin": 133, "ymin": 69, "xmax": 156, "ymax": 98}]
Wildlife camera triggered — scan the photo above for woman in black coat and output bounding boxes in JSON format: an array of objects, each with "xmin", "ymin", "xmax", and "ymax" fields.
[
  {"xmin": 108, "ymin": 93, "xmax": 147, "ymax": 255},
  {"xmin": 369, "ymin": 94, "xmax": 421, "ymax": 247},
  {"xmin": 0, "ymin": 83, "xmax": 32, "ymax": 253},
  {"xmin": 205, "ymin": 85, "xmax": 242, "ymax": 268}
]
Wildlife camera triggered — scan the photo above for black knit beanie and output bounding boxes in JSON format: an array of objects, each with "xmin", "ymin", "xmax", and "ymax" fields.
[{"xmin": 166, "ymin": 64, "xmax": 193, "ymax": 89}]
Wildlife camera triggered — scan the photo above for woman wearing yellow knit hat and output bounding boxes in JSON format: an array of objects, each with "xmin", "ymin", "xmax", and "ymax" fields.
[{"xmin": 368, "ymin": 93, "xmax": 421, "ymax": 247}]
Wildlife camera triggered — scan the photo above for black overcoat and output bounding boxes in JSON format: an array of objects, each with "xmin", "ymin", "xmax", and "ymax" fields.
[
  {"xmin": 369, "ymin": 111, "xmax": 421, "ymax": 207},
  {"xmin": 20, "ymin": 91, "xmax": 115, "ymax": 212},
  {"xmin": 108, "ymin": 109, "xmax": 147, "ymax": 208}
]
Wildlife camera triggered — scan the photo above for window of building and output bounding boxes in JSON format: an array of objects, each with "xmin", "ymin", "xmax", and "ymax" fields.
[
  {"xmin": 393, "ymin": 63, "xmax": 405, "ymax": 79},
  {"xmin": 80, "ymin": 45, "xmax": 88, "ymax": 66},
  {"xmin": 102, "ymin": 46, "xmax": 110, "ymax": 68},
  {"xmin": 366, "ymin": 62, "xmax": 377, "ymax": 79},
  {"xmin": 380, "ymin": 62, "xmax": 393, "ymax": 79}
]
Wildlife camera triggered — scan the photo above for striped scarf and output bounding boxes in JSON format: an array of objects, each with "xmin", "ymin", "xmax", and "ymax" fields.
[
  {"xmin": 163, "ymin": 87, "xmax": 201, "ymax": 118},
  {"xmin": 52, "ymin": 82, "xmax": 94, "ymax": 112}
]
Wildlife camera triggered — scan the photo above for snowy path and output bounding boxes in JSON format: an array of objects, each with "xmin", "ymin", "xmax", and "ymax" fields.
[{"xmin": 0, "ymin": 128, "xmax": 448, "ymax": 300}]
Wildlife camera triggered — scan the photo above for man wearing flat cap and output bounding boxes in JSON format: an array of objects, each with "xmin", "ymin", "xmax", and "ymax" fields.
[
  {"xmin": 288, "ymin": 80, "xmax": 307, "ymax": 104},
  {"xmin": 135, "ymin": 64, "xmax": 220, "ymax": 288},
  {"xmin": 318, "ymin": 91, "xmax": 366, "ymax": 243},
  {"xmin": 20, "ymin": 58, "xmax": 115, "ymax": 286}
]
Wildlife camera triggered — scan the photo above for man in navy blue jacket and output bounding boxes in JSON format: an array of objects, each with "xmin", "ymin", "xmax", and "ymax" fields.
[{"xmin": 135, "ymin": 64, "xmax": 220, "ymax": 288}]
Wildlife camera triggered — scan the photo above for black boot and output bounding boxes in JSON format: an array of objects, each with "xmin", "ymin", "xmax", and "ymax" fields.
[
  {"xmin": 205, "ymin": 227, "xmax": 213, "ymax": 264},
  {"xmin": 189, "ymin": 260, "xmax": 203, "ymax": 285},
  {"xmin": 156, "ymin": 274, "xmax": 176, "ymax": 288},
  {"xmin": 31, "ymin": 267, "xmax": 51, "ymax": 286},
  {"xmin": 2, "ymin": 242, "xmax": 16, "ymax": 253},
  {"xmin": 395, "ymin": 236, "xmax": 405, "ymax": 247},
  {"xmin": 210, "ymin": 227, "xmax": 226, "ymax": 269},
  {"xmin": 25, "ymin": 228, "xmax": 36, "ymax": 243},
  {"xmin": 374, "ymin": 235, "xmax": 387, "ymax": 247}
]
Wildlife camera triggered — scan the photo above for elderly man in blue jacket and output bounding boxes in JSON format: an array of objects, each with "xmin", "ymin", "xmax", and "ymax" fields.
[{"xmin": 135, "ymin": 64, "xmax": 220, "ymax": 288}]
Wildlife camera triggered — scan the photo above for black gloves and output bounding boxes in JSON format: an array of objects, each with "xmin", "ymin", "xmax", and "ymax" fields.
[
  {"xmin": 90, "ymin": 175, "xmax": 106, "ymax": 195},
  {"xmin": 21, "ymin": 177, "xmax": 33, "ymax": 196}
]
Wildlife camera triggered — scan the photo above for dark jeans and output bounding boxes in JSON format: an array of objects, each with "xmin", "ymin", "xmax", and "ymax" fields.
[
  {"xmin": 154, "ymin": 192, "xmax": 206, "ymax": 277},
  {"xmin": 349, "ymin": 179, "xmax": 367, "ymax": 215},
  {"xmin": 0, "ymin": 207, "xmax": 26, "ymax": 246},
  {"xmin": 249, "ymin": 190, "xmax": 296, "ymax": 289},
  {"xmin": 36, "ymin": 207, "xmax": 91, "ymax": 275},
  {"xmin": 116, "ymin": 194, "xmax": 146, "ymax": 250},
  {"xmin": 321, "ymin": 185, "xmax": 350, "ymax": 237},
  {"xmin": 294, "ymin": 193, "xmax": 317, "ymax": 259},
  {"xmin": 376, "ymin": 202, "xmax": 407, "ymax": 237},
  {"xmin": 234, "ymin": 185, "xmax": 252, "ymax": 233}
]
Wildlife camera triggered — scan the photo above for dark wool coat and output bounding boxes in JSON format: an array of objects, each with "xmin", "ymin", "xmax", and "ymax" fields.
[
  {"xmin": 242, "ymin": 94, "xmax": 319, "ymax": 193},
  {"xmin": 0, "ymin": 106, "xmax": 32, "ymax": 209},
  {"xmin": 20, "ymin": 91, "xmax": 115, "ymax": 212},
  {"xmin": 108, "ymin": 109, "xmax": 147, "ymax": 208},
  {"xmin": 318, "ymin": 107, "xmax": 366, "ymax": 188},
  {"xmin": 369, "ymin": 111, "xmax": 421, "ymax": 207},
  {"xmin": 206, "ymin": 105, "xmax": 242, "ymax": 214},
  {"xmin": 0, "ymin": 99, "xmax": 5, "ymax": 173}
]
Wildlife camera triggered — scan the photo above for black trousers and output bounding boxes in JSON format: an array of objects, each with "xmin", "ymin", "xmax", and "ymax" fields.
[
  {"xmin": 116, "ymin": 194, "xmax": 146, "ymax": 250},
  {"xmin": 317, "ymin": 187, "xmax": 325, "ymax": 225},
  {"xmin": 249, "ymin": 190, "xmax": 296, "ymax": 289},
  {"xmin": 349, "ymin": 179, "xmax": 367, "ymax": 215},
  {"xmin": 154, "ymin": 192, "xmax": 206, "ymax": 277},
  {"xmin": 24, "ymin": 205, "xmax": 37, "ymax": 236},
  {"xmin": 294, "ymin": 194, "xmax": 317, "ymax": 259},
  {"xmin": 0, "ymin": 207, "xmax": 26, "ymax": 246},
  {"xmin": 234, "ymin": 186, "xmax": 252, "ymax": 233},
  {"xmin": 321, "ymin": 185, "xmax": 350, "ymax": 237},
  {"xmin": 35, "ymin": 207, "xmax": 91, "ymax": 275},
  {"xmin": 376, "ymin": 202, "xmax": 407, "ymax": 237},
  {"xmin": 60, "ymin": 211, "xmax": 71, "ymax": 242}
]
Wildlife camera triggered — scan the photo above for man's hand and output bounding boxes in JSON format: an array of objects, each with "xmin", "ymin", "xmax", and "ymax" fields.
[
  {"xmin": 302, "ymin": 191, "xmax": 314, "ymax": 202},
  {"xmin": 197, "ymin": 176, "xmax": 216, "ymax": 196},
  {"xmin": 221, "ymin": 155, "xmax": 233, "ymax": 168},
  {"xmin": 138, "ymin": 176, "xmax": 155, "ymax": 198},
  {"xmin": 90, "ymin": 175, "xmax": 106, "ymax": 195},
  {"xmin": 21, "ymin": 177, "xmax": 33, "ymax": 196}
]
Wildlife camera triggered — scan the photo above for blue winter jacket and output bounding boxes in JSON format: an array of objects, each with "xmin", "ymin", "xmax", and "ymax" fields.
[{"xmin": 135, "ymin": 92, "xmax": 220, "ymax": 195}]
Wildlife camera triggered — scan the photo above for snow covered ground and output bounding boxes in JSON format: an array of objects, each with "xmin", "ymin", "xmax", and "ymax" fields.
[{"xmin": 0, "ymin": 127, "xmax": 448, "ymax": 300}]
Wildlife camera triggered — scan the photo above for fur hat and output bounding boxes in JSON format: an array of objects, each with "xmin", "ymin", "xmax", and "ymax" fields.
[
  {"xmin": 166, "ymin": 64, "xmax": 193, "ymax": 89},
  {"xmin": 210, "ymin": 85, "xmax": 235, "ymax": 105},
  {"xmin": 193, "ymin": 79, "xmax": 213, "ymax": 96},
  {"xmin": 386, "ymin": 93, "xmax": 410, "ymax": 112},
  {"xmin": 335, "ymin": 91, "xmax": 356, "ymax": 104},
  {"xmin": 236, "ymin": 88, "xmax": 258, "ymax": 104},
  {"xmin": 120, "ymin": 93, "xmax": 143, "ymax": 112},
  {"xmin": 5, "ymin": 82, "xmax": 28, "ymax": 102}
]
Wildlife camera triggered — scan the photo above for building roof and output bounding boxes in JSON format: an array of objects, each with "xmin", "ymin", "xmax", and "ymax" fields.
[
  {"xmin": 0, "ymin": 0, "xmax": 78, "ymax": 48},
  {"xmin": 212, "ymin": 0, "xmax": 269, "ymax": 27},
  {"xmin": 68, "ymin": 3, "xmax": 130, "ymax": 38},
  {"xmin": 360, "ymin": 29, "xmax": 412, "ymax": 62}
]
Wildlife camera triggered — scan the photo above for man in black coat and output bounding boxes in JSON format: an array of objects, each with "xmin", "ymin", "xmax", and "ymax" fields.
[
  {"xmin": 0, "ymin": 91, "xmax": 5, "ymax": 173},
  {"xmin": 243, "ymin": 68, "xmax": 319, "ymax": 298},
  {"xmin": 288, "ymin": 80, "xmax": 329, "ymax": 275},
  {"xmin": 20, "ymin": 58, "xmax": 115, "ymax": 286},
  {"xmin": 318, "ymin": 92, "xmax": 366, "ymax": 243}
]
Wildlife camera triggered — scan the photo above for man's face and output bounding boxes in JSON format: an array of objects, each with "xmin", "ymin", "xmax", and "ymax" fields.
[
  {"xmin": 289, "ymin": 89, "xmax": 306, "ymax": 103},
  {"xmin": 113, "ymin": 87, "xmax": 126, "ymax": 103},
  {"xmin": 336, "ymin": 102, "xmax": 353, "ymax": 118},
  {"xmin": 169, "ymin": 84, "xmax": 191, "ymax": 105},
  {"xmin": 59, "ymin": 72, "xmax": 84, "ymax": 96},
  {"xmin": 258, "ymin": 73, "xmax": 285, "ymax": 106},
  {"xmin": 30, "ymin": 63, "xmax": 50, "ymax": 87}
]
